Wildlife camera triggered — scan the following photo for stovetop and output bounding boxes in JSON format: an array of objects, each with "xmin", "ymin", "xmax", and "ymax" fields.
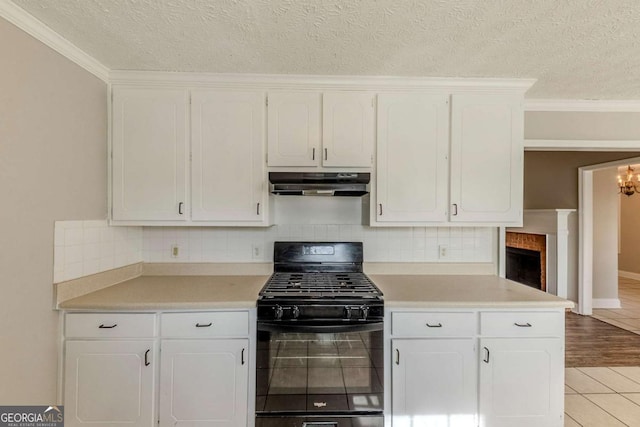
[
  {"xmin": 258, "ymin": 242, "xmax": 383, "ymax": 322},
  {"xmin": 260, "ymin": 271, "xmax": 381, "ymax": 299}
]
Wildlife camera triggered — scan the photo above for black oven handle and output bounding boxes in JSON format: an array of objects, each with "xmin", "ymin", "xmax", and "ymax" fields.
[{"xmin": 258, "ymin": 321, "xmax": 383, "ymax": 334}]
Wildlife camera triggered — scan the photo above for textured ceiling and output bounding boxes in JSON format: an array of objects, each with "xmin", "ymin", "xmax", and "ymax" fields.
[{"xmin": 10, "ymin": 0, "xmax": 640, "ymax": 99}]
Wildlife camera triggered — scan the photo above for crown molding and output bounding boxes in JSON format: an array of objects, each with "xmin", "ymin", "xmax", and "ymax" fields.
[
  {"xmin": 0, "ymin": 1, "xmax": 109, "ymax": 82},
  {"xmin": 109, "ymin": 70, "xmax": 536, "ymax": 92},
  {"xmin": 524, "ymin": 139, "xmax": 640, "ymax": 151},
  {"xmin": 525, "ymin": 99, "xmax": 640, "ymax": 112}
]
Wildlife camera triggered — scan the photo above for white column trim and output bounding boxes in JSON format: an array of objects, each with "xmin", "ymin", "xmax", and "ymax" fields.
[{"xmin": 555, "ymin": 210, "xmax": 572, "ymax": 299}]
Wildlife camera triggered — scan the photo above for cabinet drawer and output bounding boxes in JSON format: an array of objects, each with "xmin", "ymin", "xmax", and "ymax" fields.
[
  {"xmin": 65, "ymin": 313, "xmax": 156, "ymax": 338},
  {"xmin": 161, "ymin": 311, "xmax": 249, "ymax": 337},
  {"xmin": 392, "ymin": 312, "xmax": 476, "ymax": 337},
  {"xmin": 480, "ymin": 311, "xmax": 563, "ymax": 337}
]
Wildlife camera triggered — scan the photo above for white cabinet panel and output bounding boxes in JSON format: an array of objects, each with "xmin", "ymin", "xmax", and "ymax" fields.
[
  {"xmin": 322, "ymin": 92, "xmax": 375, "ymax": 167},
  {"xmin": 191, "ymin": 90, "xmax": 267, "ymax": 222},
  {"xmin": 161, "ymin": 311, "xmax": 250, "ymax": 337},
  {"xmin": 65, "ymin": 313, "xmax": 156, "ymax": 338},
  {"xmin": 479, "ymin": 338, "xmax": 563, "ymax": 427},
  {"xmin": 376, "ymin": 93, "xmax": 449, "ymax": 223},
  {"xmin": 450, "ymin": 93, "xmax": 523, "ymax": 224},
  {"xmin": 159, "ymin": 339, "xmax": 249, "ymax": 427},
  {"xmin": 267, "ymin": 92, "xmax": 321, "ymax": 167},
  {"xmin": 392, "ymin": 338, "xmax": 477, "ymax": 427},
  {"xmin": 112, "ymin": 88, "xmax": 188, "ymax": 221},
  {"xmin": 64, "ymin": 340, "xmax": 156, "ymax": 427}
]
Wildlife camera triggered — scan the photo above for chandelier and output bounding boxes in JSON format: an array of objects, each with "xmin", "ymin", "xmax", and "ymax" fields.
[{"xmin": 618, "ymin": 166, "xmax": 640, "ymax": 196}]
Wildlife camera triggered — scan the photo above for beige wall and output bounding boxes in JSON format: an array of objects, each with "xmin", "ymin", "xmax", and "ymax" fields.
[
  {"xmin": 592, "ymin": 168, "xmax": 619, "ymax": 301},
  {"xmin": 619, "ymin": 187, "xmax": 640, "ymax": 274},
  {"xmin": 0, "ymin": 18, "xmax": 107, "ymax": 403},
  {"xmin": 524, "ymin": 152, "xmax": 640, "ymax": 209},
  {"xmin": 525, "ymin": 111, "xmax": 640, "ymax": 140}
]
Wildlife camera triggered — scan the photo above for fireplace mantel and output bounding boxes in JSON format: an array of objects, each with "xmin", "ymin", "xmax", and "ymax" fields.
[{"xmin": 507, "ymin": 209, "xmax": 577, "ymax": 299}]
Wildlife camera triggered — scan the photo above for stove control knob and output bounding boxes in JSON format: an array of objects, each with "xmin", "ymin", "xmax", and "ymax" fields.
[
  {"xmin": 360, "ymin": 305, "xmax": 369, "ymax": 320},
  {"xmin": 292, "ymin": 306, "xmax": 300, "ymax": 319},
  {"xmin": 274, "ymin": 305, "xmax": 284, "ymax": 320}
]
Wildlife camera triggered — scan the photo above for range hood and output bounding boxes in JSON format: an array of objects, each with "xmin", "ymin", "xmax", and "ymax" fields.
[{"xmin": 269, "ymin": 172, "xmax": 370, "ymax": 196}]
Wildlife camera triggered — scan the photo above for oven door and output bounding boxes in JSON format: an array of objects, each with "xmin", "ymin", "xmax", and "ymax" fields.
[{"xmin": 256, "ymin": 322, "xmax": 384, "ymax": 424}]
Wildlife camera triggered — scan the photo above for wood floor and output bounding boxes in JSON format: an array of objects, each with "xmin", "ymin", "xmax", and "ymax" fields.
[{"xmin": 566, "ymin": 312, "xmax": 640, "ymax": 367}]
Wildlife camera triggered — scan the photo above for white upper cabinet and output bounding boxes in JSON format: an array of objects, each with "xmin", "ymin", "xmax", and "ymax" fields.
[
  {"xmin": 112, "ymin": 88, "xmax": 189, "ymax": 221},
  {"xmin": 322, "ymin": 92, "xmax": 375, "ymax": 167},
  {"xmin": 376, "ymin": 93, "xmax": 449, "ymax": 223},
  {"xmin": 267, "ymin": 92, "xmax": 321, "ymax": 167},
  {"xmin": 267, "ymin": 91, "xmax": 374, "ymax": 168},
  {"xmin": 450, "ymin": 93, "xmax": 524, "ymax": 224},
  {"xmin": 191, "ymin": 90, "xmax": 267, "ymax": 223}
]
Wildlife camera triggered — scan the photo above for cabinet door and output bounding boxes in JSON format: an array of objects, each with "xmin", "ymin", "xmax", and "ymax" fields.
[
  {"xmin": 479, "ymin": 338, "xmax": 563, "ymax": 427},
  {"xmin": 267, "ymin": 92, "xmax": 321, "ymax": 166},
  {"xmin": 191, "ymin": 90, "xmax": 267, "ymax": 223},
  {"xmin": 376, "ymin": 93, "xmax": 449, "ymax": 223},
  {"xmin": 450, "ymin": 93, "xmax": 523, "ymax": 224},
  {"xmin": 392, "ymin": 339, "xmax": 477, "ymax": 427},
  {"xmin": 322, "ymin": 92, "xmax": 375, "ymax": 167},
  {"xmin": 112, "ymin": 88, "xmax": 188, "ymax": 221},
  {"xmin": 159, "ymin": 339, "xmax": 249, "ymax": 427},
  {"xmin": 64, "ymin": 340, "xmax": 156, "ymax": 427}
]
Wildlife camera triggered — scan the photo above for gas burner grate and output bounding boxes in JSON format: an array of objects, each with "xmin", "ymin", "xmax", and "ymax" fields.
[{"xmin": 261, "ymin": 272, "xmax": 381, "ymax": 297}]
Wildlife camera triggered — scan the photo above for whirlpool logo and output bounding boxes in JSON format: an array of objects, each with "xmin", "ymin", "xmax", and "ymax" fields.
[{"xmin": 0, "ymin": 406, "xmax": 64, "ymax": 427}]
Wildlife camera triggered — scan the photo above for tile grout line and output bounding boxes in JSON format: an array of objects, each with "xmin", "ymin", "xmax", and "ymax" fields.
[{"xmin": 576, "ymin": 366, "xmax": 640, "ymax": 388}]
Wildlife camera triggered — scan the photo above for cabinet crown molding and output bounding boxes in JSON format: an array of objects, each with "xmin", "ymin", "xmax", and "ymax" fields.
[{"xmin": 109, "ymin": 71, "xmax": 536, "ymax": 93}]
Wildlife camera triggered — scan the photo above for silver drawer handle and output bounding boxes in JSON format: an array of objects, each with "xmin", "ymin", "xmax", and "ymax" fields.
[
  {"xmin": 426, "ymin": 323, "xmax": 443, "ymax": 328},
  {"xmin": 514, "ymin": 322, "xmax": 532, "ymax": 327},
  {"xmin": 98, "ymin": 324, "xmax": 117, "ymax": 329},
  {"xmin": 195, "ymin": 322, "xmax": 213, "ymax": 328}
]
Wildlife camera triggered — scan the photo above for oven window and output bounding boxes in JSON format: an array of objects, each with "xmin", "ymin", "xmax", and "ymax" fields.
[{"xmin": 256, "ymin": 330, "xmax": 384, "ymax": 414}]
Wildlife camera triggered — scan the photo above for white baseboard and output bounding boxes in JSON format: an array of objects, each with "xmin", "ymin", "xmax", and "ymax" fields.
[
  {"xmin": 592, "ymin": 298, "xmax": 622, "ymax": 309},
  {"xmin": 619, "ymin": 270, "xmax": 640, "ymax": 281}
]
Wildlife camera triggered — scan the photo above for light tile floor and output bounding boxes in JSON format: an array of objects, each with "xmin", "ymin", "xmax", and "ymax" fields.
[
  {"xmin": 592, "ymin": 277, "xmax": 640, "ymax": 335},
  {"xmin": 565, "ymin": 367, "xmax": 640, "ymax": 426},
  {"xmin": 565, "ymin": 278, "xmax": 640, "ymax": 426}
]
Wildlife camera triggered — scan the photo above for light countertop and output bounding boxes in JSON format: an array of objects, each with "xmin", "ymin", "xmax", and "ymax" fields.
[{"xmin": 59, "ymin": 273, "xmax": 573, "ymax": 310}]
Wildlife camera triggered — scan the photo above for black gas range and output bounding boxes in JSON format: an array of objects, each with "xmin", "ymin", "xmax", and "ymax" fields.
[{"xmin": 256, "ymin": 242, "xmax": 384, "ymax": 427}]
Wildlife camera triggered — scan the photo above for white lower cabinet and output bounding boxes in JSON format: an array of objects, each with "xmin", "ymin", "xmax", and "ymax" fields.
[
  {"xmin": 479, "ymin": 337, "xmax": 563, "ymax": 427},
  {"xmin": 159, "ymin": 339, "xmax": 249, "ymax": 427},
  {"xmin": 392, "ymin": 339, "xmax": 477, "ymax": 427},
  {"xmin": 64, "ymin": 340, "xmax": 156, "ymax": 427},
  {"xmin": 390, "ymin": 309, "xmax": 565, "ymax": 427},
  {"xmin": 63, "ymin": 311, "xmax": 251, "ymax": 427}
]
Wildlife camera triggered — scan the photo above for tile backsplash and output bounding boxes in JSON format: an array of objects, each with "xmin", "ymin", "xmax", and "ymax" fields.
[
  {"xmin": 142, "ymin": 225, "xmax": 495, "ymax": 264},
  {"xmin": 54, "ymin": 220, "xmax": 143, "ymax": 283}
]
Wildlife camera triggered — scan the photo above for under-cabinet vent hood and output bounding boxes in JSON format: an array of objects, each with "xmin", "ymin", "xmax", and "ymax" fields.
[{"xmin": 269, "ymin": 172, "xmax": 370, "ymax": 196}]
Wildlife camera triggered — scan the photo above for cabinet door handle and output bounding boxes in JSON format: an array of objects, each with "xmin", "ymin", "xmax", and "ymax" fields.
[
  {"xmin": 378, "ymin": 204, "xmax": 383, "ymax": 216},
  {"xmin": 195, "ymin": 322, "xmax": 212, "ymax": 328},
  {"xmin": 426, "ymin": 322, "xmax": 443, "ymax": 328},
  {"xmin": 312, "ymin": 147, "xmax": 315, "ymax": 160},
  {"xmin": 98, "ymin": 324, "xmax": 117, "ymax": 329},
  {"xmin": 324, "ymin": 148, "xmax": 328, "ymax": 161},
  {"xmin": 452, "ymin": 203, "xmax": 458, "ymax": 216},
  {"xmin": 178, "ymin": 202, "xmax": 184, "ymax": 215},
  {"xmin": 144, "ymin": 349, "xmax": 151, "ymax": 366},
  {"xmin": 483, "ymin": 347, "xmax": 490, "ymax": 363},
  {"xmin": 514, "ymin": 322, "xmax": 532, "ymax": 327},
  {"xmin": 241, "ymin": 348, "xmax": 246, "ymax": 365},
  {"xmin": 395, "ymin": 349, "xmax": 400, "ymax": 365},
  {"xmin": 256, "ymin": 202, "xmax": 260, "ymax": 215}
]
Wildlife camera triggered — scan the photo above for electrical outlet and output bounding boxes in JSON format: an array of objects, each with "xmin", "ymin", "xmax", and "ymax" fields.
[
  {"xmin": 439, "ymin": 245, "xmax": 448, "ymax": 259},
  {"xmin": 171, "ymin": 244, "xmax": 179, "ymax": 258},
  {"xmin": 252, "ymin": 244, "xmax": 262, "ymax": 259}
]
